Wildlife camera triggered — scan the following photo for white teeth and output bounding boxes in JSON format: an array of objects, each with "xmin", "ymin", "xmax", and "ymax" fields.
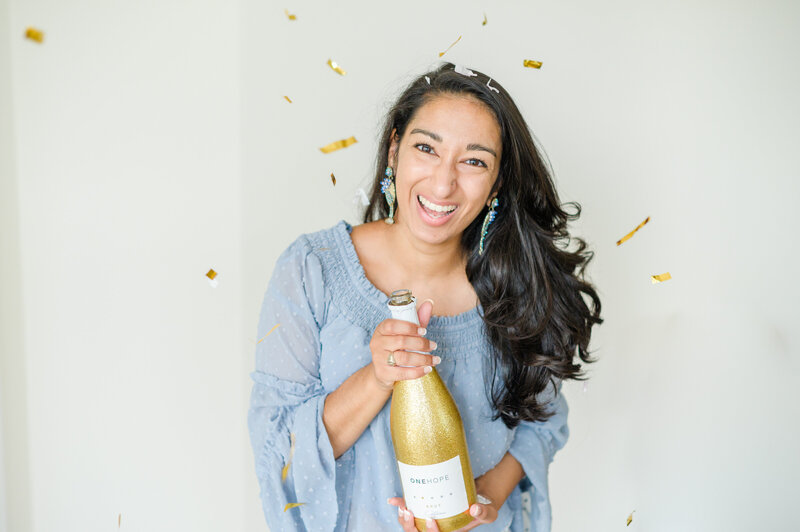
[{"xmin": 418, "ymin": 196, "xmax": 456, "ymax": 213}]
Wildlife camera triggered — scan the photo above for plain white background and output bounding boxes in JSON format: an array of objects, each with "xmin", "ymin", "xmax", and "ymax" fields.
[{"xmin": 2, "ymin": 0, "xmax": 800, "ymax": 531}]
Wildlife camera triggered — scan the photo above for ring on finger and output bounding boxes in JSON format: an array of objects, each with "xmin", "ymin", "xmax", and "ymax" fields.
[{"xmin": 386, "ymin": 352, "xmax": 396, "ymax": 366}]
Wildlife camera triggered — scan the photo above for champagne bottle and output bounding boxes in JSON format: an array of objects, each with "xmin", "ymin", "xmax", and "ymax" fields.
[{"xmin": 388, "ymin": 289, "xmax": 476, "ymax": 532}]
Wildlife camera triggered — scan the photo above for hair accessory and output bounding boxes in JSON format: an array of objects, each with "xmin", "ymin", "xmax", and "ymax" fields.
[
  {"xmin": 454, "ymin": 64, "xmax": 477, "ymax": 77},
  {"xmin": 486, "ymin": 78, "xmax": 500, "ymax": 94},
  {"xmin": 381, "ymin": 166, "xmax": 396, "ymax": 224},
  {"xmin": 479, "ymin": 197, "xmax": 499, "ymax": 255}
]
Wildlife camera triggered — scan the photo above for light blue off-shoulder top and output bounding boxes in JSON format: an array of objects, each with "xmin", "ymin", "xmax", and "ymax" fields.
[{"xmin": 247, "ymin": 221, "xmax": 569, "ymax": 532}]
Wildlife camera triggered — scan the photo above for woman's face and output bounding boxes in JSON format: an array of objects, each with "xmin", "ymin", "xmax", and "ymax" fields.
[{"xmin": 389, "ymin": 94, "xmax": 502, "ymax": 248}]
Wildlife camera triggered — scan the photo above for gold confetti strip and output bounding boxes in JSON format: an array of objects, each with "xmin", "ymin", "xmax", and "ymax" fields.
[
  {"xmin": 25, "ymin": 27, "xmax": 44, "ymax": 43},
  {"xmin": 256, "ymin": 323, "xmax": 281, "ymax": 345},
  {"xmin": 281, "ymin": 433, "xmax": 296, "ymax": 482},
  {"xmin": 327, "ymin": 59, "xmax": 347, "ymax": 76},
  {"xmin": 319, "ymin": 136, "xmax": 357, "ymax": 154},
  {"xmin": 523, "ymin": 59, "xmax": 543, "ymax": 69},
  {"xmin": 438, "ymin": 35, "xmax": 462, "ymax": 57},
  {"xmin": 284, "ymin": 502, "xmax": 306, "ymax": 512},
  {"xmin": 284, "ymin": 8, "xmax": 297, "ymax": 21},
  {"xmin": 118, "ymin": 513, "xmax": 121, "ymax": 528},
  {"xmin": 626, "ymin": 510, "xmax": 635, "ymax": 526},
  {"xmin": 206, "ymin": 269, "xmax": 217, "ymax": 281},
  {"xmin": 482, "ymin": 13, "xmax": 488, "ymax": 26},
  {"xmin": 330, "ymin": 172, "xmax": 336, "ymax": 186},
  {"xmin": 616, "ymin": 216, "xmax": 650, "ymax": 246},
  {"xmin": 283, "ymin": 95, "xmax": 293, "ymax": 103},
  {"xmin": 651, "ymin": 272, "xmax": 672, "ymax": 284}
]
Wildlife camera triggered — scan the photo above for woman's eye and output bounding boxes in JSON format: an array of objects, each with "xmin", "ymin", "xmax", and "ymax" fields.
[
  {"xmin": 465, "ymin": 158, "xmax": 487, "ymax": 168},
  {"xmin": 415, "ymin": 143, "xmax": 434, "ymax": 154}
]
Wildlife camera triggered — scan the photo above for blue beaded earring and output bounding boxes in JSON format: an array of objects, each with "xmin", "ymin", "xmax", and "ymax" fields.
[
  {"xmin": 478, "ymin": 197, "xmax": 499, "ymax": 255},
  {"xmin": 380, "ymin": 166, "xmax": 396, "ymax": 224}
]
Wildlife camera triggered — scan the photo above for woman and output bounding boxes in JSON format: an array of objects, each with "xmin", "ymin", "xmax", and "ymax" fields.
[{"xmin": 248, "ymin": 62, "xmax": 602, "ymax": 532}]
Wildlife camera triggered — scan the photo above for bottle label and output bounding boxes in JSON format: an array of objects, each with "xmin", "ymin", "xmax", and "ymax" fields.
[{"xmin": 397, "ymin": 455, "xmax": 469, "ymax": 519}]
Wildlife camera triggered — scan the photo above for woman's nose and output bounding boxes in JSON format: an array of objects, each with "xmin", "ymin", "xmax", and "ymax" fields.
[{"xmin": 430, "ymin": 159, "xmax": 457, "ymax": 196}]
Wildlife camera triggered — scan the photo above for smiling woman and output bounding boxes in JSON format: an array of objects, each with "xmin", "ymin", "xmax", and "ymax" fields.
[{"xmin": 248, "ymin": 63, "xmax": 602, "ymax": 532}]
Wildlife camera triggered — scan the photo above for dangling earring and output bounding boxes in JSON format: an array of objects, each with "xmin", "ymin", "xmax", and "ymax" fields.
[
  {"xmin": 381, "ymin": 166, "xmax": 396, "ymax": 224},
  {"xmin": 478, "ymin": 197, "xmax": 499, "ymax": 255}
]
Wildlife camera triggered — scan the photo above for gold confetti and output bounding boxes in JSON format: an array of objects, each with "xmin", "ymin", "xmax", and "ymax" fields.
[
  {"xmin": 319, "ymin": 136, "xmax": 357, "ymax": 154},
  {"xmin": 284, "ymin": 502, "xmax": 306, "ymax": 511},
  {"xmin": 206, "ymin": 269, "xmax": 217, "ymax": 281},
  {"xmin": 256, "ymin": 323, "xmax": 281, "ymax": 344},
  {"xmin": 626, "ymin": 510, "xmax": 635, "ymax": 526},
  {"xmin": 523, "ymin": 59, "xmax": 543, "ymax": 69},
  {"xmin": 284, "ymin": 9, "xmax": 297, "ymax": 21},
  {"xmin": 651, "ymin": 272, "xmax": 672, "ymax": 284},
  {"xmin": 327, "ymin": 59, "xmax": 347, "ymax": 76},
  {"xmin": 330, "ymin": 172, "xmax": 336, "ymax": 186},
  {"xmin": 118, "ymin": 513, "xmax": 121, "ymax": 528},
  {"xmin": 616, "ymin": 216, "xmax": 650, "ymax": 246},
  {"xmin": 283, "ymin": 95, "xmax": 293, "ymax": 103},
  {"xmin": 25, "ymin": 27, "xmax": 44, "ymax": 43},
  {"xmin": 438, "ymin": 35, "xmax": 462, "ymax": 57},
  {"xmin": 281, "ymin": 433, "xmax": 296, "ymax": 482},
  {"xmin": 482, "ymin": 13, "xmax": 488, "ymax": 26}
]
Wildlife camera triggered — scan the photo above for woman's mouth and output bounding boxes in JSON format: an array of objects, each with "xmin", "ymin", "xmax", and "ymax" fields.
[{"xmin": 417, "ymin": 195, "xmax": 458, "ymax": 222}]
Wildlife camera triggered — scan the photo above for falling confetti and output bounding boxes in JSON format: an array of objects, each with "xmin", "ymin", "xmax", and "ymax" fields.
[
  {"xmin": 454, "ymin": 64, "xmax": 477, "ymax": 77},
  {"xmin": 482, "ymin": 13, "xmax": 488, "ymax": 26},
  {"xmin": 523, "ymin": 59, "xmax": 543, "ymax": 69},
  {"xmin": 424, "ymin": 76, "xmax": 431, "ymax": 85},
  {"xmin": 327, "ymin": 59, "xmax": 347, "ymax": 76},
  {"xmin": 582, "ymin": 381, "xmax": 588, "ymax": 393},
  {"xmin": 118, "ymin": 513, "xmax": 121, "ymax": 528},
  {"xmin": 284, "ymin": 502, "xmax": 306, "ymax": 511},
  {"xmin": 25, "ymin": 27, "xmax": 44, "ymax": 43},
  {"xmin": 486, "ymin": 78, "xmax": 500, "ymax": 93},
  {"xmin": 281, "ymin": 433, "xmax": 297, "ymax": 482},
  {"xmin": 651, "ymin": 272, "xmax": 672, "ymax": 284},
  {"xmin": 330, "ymin": 172, "xmax": 336, "ymax": 186},
  {"xmin": 353, "ymin": 188, "xmax": 370, "ymax": 206},
  {"xmin": 257, "ymin": 323, "xmax": 281, "ymax": 344},
  {"xmin": 319, "ymin": 136, "xmax": 357, "ymax": 154},
  {"xmin": 626, "ymin": 510, "xmax": 635, "ymax": 526},
  {"xmin": 206, "ymin": 269, "xmax": 219, "ymax": 288},
  {"xmin": 284, "ymin": 8, "xmax": 297, "ymax": 20},
  {"xmin": 283, "ymin": 95, "xmax": 293, "ymax": 103},
  {"xmin": 616, "ymin": 216, "xmax": 650, "ymax": 246},
  {"xmin": 438, "ymin": 35, "xmax": 462, "ymax": 57}
]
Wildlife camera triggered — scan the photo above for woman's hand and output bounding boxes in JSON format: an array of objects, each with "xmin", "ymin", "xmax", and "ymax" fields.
[
  {"xmin": 370, "ymin": 299, "xmax": 438, "ymax": 389},
  {"xmin": 387, "ymin": 496, "xmax": 498, "ymax": 531}
]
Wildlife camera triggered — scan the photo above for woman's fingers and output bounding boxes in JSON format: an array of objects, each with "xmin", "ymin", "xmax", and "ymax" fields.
[
  {"xmin": 386, "ymin": 350, "xmax": 440, "ymax": 368},
  {"xmin": 387, "ymin": 497, "xmax": 417, "ymax": 531}
]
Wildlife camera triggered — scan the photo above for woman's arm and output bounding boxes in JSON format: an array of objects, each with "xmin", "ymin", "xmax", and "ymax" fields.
[
  {"xmin": 474, "ymin": 452, "xmax": 525, "ymax": 513},
  {"xmin": 323, "ymin": 302, "xmax": 437, "ymax": 459}
]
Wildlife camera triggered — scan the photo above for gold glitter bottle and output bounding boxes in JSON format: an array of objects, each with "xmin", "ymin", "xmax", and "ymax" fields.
[{"xmin": 388, "ymin": 289, "xmax": 476, "ymax": 532}]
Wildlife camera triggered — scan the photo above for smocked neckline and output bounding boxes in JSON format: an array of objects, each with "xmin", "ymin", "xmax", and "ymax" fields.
[{"xmin": 302, "ymin": 221, "xmax": 487, "ymax": 356}]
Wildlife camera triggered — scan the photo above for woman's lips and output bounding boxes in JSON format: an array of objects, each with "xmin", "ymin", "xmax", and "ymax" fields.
[{"xmin": 416, "ymin": 195, "xmax": 457, "ymax": 226}]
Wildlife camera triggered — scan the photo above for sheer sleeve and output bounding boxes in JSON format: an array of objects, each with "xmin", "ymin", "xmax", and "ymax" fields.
[
  {"xmin": 507, "ymin": 384, "xmax": 569, "ymax": 532},
  {"xmin": 247, "ymin": 237, "xmax": 354, "ymax": 532}
]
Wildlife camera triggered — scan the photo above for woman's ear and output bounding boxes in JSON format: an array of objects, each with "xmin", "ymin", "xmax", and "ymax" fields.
[{"xmin": 388, "ymin": 129, "xmax": 399, "ymax": 167}]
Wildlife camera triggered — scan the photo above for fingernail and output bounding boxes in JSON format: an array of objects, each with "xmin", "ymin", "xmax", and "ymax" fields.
[
  {"xmin": 430, "ymin": 341, "xmax": 438, "ymax": 350},
  {"xmin": 424, "ymin": 366, "xmax": 432, "ymax": 374},
  {"xmin": 426, "ymin": 518, "xmax": 435, "ymax": 527},
  {"xmin": 405, "ymin": 510, "xmax": 412, "ymax": 522},
  {"xmin": 398, "ymin": 507, "xmax": 403, "ymax": 518},
  {"xmin": 423, "ymin": 298, "xmax": 435, "ymax": 307},
  {"xmin": 432, "ymin": 356, "xmax": 441, "ymax": 365},
  {"xmin": 418, "ymin": 327, "xmax": 427, "ymax": 336},
  {"xmin": 470, "ymin": 505, "xmax": 480, "ymax": 517}
]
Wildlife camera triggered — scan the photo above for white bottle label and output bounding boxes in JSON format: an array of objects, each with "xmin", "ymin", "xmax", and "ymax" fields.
[{"xmin": 397, "ymin": 455, "xmax": 469, "ymax": 519}]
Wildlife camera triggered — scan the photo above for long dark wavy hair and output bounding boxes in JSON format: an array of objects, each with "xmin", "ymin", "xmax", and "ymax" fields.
[{"xmin": 364, "ymin": 63, "xmax": 603, "ymax": 428}]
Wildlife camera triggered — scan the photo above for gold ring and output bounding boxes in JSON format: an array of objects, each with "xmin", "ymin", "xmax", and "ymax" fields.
[{"xmin": 386, "ymin": 352, "xmax": 396, "ymax": 366}]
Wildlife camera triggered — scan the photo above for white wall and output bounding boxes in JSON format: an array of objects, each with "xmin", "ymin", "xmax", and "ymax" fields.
[
  {"xmin": 241, "ymin": 1, "xmax": 800, "ymax": 531},
  {"xmin": 2, "ymin": 1, "xmax": 799, "ymax": 531},
  {"xmin": 3, "ymin": 1, "xmax": 244, "ymax": 531}
]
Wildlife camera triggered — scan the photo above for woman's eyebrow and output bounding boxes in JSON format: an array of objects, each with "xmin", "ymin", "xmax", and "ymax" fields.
[
  {"xmin": 411, "ymin": 128, "xmax": 497, "ymax": 158},
  {"xmin": 409, "ymin": 128, "xmax": 442, "ymax": 142}
]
